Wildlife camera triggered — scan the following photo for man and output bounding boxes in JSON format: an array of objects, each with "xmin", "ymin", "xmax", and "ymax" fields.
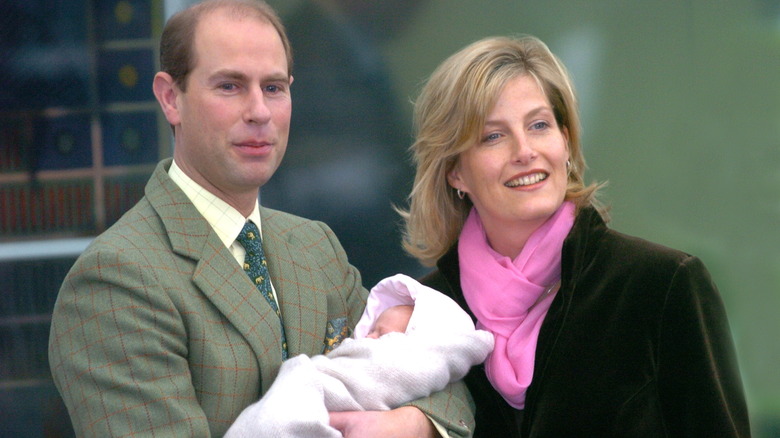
[{"xmin": 47, "ymin": 1, "xmax": 474, "ymax": 437}]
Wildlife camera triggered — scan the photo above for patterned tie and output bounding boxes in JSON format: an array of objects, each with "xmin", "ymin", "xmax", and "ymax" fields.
[{"xmin": 236, "ymin": 221, "xmax": 288, "ymax": 360}]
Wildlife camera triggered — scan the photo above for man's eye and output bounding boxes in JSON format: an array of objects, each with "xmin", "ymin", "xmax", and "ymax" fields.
[
  {"xmin": 265, "ymin": 84, "xmax": 280, "ymax": 93},
  {"xmin": 219, "ymin": 83, "xmax": 237, "ymax": 91}
]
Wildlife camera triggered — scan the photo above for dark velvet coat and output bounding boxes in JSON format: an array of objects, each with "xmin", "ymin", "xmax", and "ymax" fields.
[{"xmin": 421, "ymin": 206, "xmax": 751, "ymax": 437}]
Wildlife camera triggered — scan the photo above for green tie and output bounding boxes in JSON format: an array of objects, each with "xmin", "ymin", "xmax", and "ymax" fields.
[{"xmin": 236, "ymin": 221, "xmax": 288, "ymax": 360}]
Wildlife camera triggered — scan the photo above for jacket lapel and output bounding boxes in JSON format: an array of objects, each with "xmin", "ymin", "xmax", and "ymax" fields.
[
  {"xmin": 191, "ymin": 237, "xmax": 285, "ymax": 392},
  {"xmin": 260, "ymin": 207, "xmax": 327, "ymax": 357},
  {"xmin": 146, "ymin": 159, "xmax": 284, "ymax": 392}
]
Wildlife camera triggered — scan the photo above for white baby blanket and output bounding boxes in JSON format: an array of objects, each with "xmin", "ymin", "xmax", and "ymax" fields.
[{"xmin": 225, "ymin": 274, "xmax": 494, "ymax": 438}]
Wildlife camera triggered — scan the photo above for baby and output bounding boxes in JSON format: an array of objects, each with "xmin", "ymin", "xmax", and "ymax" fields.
[
  {"xmin": 225, "ymin": 274, "xmax": 494, "ymax": 438},
  {"xmin": 365, "ymin": 304, "xmax": 413, "ymax": 339}
]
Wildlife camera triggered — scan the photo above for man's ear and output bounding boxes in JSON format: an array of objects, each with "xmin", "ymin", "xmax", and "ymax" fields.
[{"xmin": 153, "ymin": 72, "xmax": 181, "ymax": 126}]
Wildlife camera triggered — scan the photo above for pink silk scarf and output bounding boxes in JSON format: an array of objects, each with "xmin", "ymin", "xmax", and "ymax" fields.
[{"xmin": 458, "ymin": 201, "xmax": 575, "ymax": 409}]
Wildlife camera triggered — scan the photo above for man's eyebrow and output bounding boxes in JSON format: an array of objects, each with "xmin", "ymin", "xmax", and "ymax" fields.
[
  {"xmin": 208, "ymin": 69, "xmax": 290, "ymax": 84},
  {"xmin": 208, "ymin": 69, "xmax": 248, "ymax": 82},
  {"xmin": 264, "ymin": 72, "xmax": 291, "ymax": 84}
]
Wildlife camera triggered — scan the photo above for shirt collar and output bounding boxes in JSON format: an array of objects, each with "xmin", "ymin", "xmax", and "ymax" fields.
[{"xmin": 168, "ymin": 159, "xmax": 262, "ymax": 248}]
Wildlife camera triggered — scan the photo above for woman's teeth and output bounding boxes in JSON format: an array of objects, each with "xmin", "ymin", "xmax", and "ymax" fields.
[{"xmin": 505, "ymin": 172, "xmax": 547, "ymax": 187}]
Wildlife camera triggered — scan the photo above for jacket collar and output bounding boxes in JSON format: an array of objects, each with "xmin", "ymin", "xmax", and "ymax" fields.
[{"xmin": 560, "ymin": 205, "xmax": 608, "ymax": 286}]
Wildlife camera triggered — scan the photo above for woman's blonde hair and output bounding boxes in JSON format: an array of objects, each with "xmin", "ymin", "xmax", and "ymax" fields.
[{"xmin": 399, "ymin": 35, "xmax": 605, "ymax": 266}]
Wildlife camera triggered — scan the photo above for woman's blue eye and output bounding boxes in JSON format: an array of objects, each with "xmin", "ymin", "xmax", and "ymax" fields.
[{"xmin": 531, "ymin": 121, "xmax": 549, "ymax": 130}]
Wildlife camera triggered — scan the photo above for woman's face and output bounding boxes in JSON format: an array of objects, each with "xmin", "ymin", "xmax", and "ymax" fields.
[{"xmin": 448, "ymin": 75, "xmax": 570, "ymax": 248}]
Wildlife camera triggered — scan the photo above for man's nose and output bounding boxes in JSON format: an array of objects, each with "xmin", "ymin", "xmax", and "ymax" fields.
[{"xmin": 244, "ymin": 88, "xmax": 272, "ymax": 124}]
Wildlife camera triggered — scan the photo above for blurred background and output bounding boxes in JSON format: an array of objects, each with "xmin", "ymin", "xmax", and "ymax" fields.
[{"xmin": 1, "ymin": 0, "xmax": 777, "ymax": 436}]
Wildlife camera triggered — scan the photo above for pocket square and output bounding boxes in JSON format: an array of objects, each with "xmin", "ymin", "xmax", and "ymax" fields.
[{"xmin": 324, "ymin": 317, "xmax": 351, "ymax": 353}]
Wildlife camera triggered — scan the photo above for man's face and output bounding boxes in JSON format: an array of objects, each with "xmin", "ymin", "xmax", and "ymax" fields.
[{"xmin": 163, "ymin": 9, "xmax": 292, "ymax": 208}]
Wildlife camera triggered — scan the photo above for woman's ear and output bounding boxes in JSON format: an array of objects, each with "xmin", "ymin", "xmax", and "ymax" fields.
[
  {"xmin": 153, "ymin": 72, "xmax": 181, "ymax": 126},
  {"xmin": 447, "ymin": 165, "xmax": 464, "ymax": 192},
  {"xmin": 562, "ymin": 126, "xmax": 572, "ymax": 162}
]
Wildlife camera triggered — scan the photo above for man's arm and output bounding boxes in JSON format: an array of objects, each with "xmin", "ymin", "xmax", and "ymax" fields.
[
  {"xmin": 329, "ymin": 382, "xmax": 475, "ymax": 438},
  {"xmin": 330, "ymin": 406, "xmax": 440, "ymax": 438},
  {"xmin": 48, "ymin": 247, "xmax": 211, "ymax": 437},
  {"xmin": 409, "ymin": 381, "xmax": 476, "ymax": 438}
]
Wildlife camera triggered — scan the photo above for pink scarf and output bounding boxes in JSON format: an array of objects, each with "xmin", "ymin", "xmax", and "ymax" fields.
[{"xmin": 458, "ymin": 202, "xmax": 575, "ymax": 409}]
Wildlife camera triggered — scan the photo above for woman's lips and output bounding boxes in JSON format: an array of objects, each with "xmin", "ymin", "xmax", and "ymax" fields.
[{"xmin": 505, "ymin": 171, "xmax": 548, "ymax": 188}]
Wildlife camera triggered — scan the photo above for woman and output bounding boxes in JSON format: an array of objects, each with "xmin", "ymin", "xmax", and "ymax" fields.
[{"xmin": 400, "ymin": 35, "xmax": 750, "ymax": 437}]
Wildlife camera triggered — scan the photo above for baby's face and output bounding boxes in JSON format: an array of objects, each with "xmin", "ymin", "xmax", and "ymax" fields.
[{"xmin": 365, "ymin": 305, "xmax": 414, "ymax": 339}]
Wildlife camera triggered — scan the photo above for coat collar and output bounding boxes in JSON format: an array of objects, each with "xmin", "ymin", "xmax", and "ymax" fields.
[{"xmin": 560, "ymin": 205, "xmax": 608, "ymax": 287}]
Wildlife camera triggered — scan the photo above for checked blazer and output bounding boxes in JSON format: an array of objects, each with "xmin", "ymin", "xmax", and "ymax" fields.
[{"xmin": 48, "ymin": 159, "xmax": 475, "ymax": 437}]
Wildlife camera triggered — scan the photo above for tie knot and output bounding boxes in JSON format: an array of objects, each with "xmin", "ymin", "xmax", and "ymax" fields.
[{"xmin": 237, "ymin": 221, "xmax": 262, "ymax": 252}]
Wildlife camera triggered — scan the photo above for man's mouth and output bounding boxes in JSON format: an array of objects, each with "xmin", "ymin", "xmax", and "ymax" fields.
[{"xmin": 236, "ymin": 141, "xmax": 271, "ymax": 148}]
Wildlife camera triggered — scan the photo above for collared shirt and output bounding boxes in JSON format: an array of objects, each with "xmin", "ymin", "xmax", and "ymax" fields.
[{"xmin": 168, "ymin": 160, "xmax": 280, "ymax": 306}]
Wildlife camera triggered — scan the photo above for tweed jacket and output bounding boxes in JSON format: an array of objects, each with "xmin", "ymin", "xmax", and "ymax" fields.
[
  {"xmin": 49, "ymin": 159, "xmax": 474, "ymax": 437},
  {"xmin": 422, "ymin": 206, "xmax": 751, "ymax": 438}
]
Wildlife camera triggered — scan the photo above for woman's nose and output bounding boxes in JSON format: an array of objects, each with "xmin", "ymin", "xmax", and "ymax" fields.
[{"xmin": 511, "ymin": 137, "xmax": 537, "ymax": 164}]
